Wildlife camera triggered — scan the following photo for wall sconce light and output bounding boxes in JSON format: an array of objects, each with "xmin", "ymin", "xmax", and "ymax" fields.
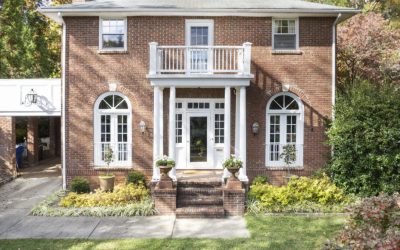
[
  {"xmin": 24, "ymin": 89, "xmax": 38, "ymax": 105},
  {"xmin": 251, "ymin": 122, "xmax": 260, "ymax": 136},
  {"xmin": 139, "ymin": 120, "xmax": 146, "ymax": 134}
]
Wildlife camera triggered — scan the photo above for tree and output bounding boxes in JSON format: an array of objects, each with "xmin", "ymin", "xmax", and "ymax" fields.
[
  {"xmin": 336, "ymin": 12, "xmax": 400, "ymax": 93},
  {"xmin": 0, "ymin": 0, "xmax": 71, "ymax": 78}
]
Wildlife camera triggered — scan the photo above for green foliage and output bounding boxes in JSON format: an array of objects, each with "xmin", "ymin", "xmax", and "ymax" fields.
[
  {"xmin": 248, "ymin": 175, "xmax": 353, "ymax": 213},
  {"xmin": 252, "ymin": 175, "xmax": 269, "ymax": 185},
  {"xmin": 126, "ymin": 171, "xmax": 146, "ymax": 186},
  {"xmin": 30, "ymin": 190, "xmax": 156, "ymax": 217},
  {"xmin": 155, "ymin": 155, "xmax": 175, "ymax": 167},
  {"xmin": 325, "ymin": 193, "xmax": 400, "ymax": 249},
  {"xmin": 70, "ymin": 177, "xmax": 90, "ymax": 194},
  {"xmin": 0, "ymin": 0, "xmax": 62, "ymax": 78},
  {"xmin": 60, "ymin": 184, "xmax": 149, "ymax": 208},
  {"xmin": 327, "ymin": 81, "xmax": 400, "ymax": 196},
  {"xmin": 222, "ymin": 155, "xmax": 243, "ymax": 169}
]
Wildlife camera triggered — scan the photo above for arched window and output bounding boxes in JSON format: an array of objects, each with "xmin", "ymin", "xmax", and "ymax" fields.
[
  {"xmin": 266, "ymin": 93, "xmax": 304, "ymax": 167},
  {"xmin": 94, "ymin": 93, "xmax": 132, "ymax": 167}
]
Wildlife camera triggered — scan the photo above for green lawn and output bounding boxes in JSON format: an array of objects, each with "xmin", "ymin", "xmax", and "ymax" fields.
[{"xmin": 0, "ymin": 215, "xmax": 345, "ymax": 250}]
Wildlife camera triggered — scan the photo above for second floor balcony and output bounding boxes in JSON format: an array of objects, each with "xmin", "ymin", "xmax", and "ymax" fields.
[{"xmin": 148, "ymin": 42, "xmax": 252, "ymax": 78}]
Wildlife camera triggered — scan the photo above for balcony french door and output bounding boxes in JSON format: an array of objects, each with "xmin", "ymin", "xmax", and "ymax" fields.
[{"xmin": 186, "ymin": 20, "xmax": 213, "ymax": 73}]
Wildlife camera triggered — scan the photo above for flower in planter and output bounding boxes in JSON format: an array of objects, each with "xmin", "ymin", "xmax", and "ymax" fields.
[
  {"xmin": 222, "ymin": 155, "xmax": 243, "ymax": 169},
  {"xmin": 155, "ymin": 155, "xmax": 176, "ymax": 167}
]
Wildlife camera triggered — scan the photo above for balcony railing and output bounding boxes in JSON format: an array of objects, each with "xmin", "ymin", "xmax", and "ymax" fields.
[{"xmin": 148, "ymin": 42, "xmax": 252, "ymax": 76}]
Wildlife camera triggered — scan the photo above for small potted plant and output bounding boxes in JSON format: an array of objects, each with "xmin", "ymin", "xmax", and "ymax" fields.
[
  {"xmin": 156, "ymin": 155, "xmax": 175, "ymax": 179},
  {"xmin": 99, "ymin": 147, "xmax": 115, "ymax": 191},
  {"xmin": 280, "ymin": 144, "xmax": 297, "ymax": 184},
  {"xmin": 223, "ymin": 154, "xmax": 243, "ymax": 180}
]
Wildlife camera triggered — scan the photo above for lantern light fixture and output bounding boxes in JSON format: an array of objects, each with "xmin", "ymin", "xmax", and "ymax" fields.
[
  {"xmin": 251, "ymin": 122, "xmax": 260, "ymax": 136},
  {"xmin": 139, "ymin": 120, "xmax": 146, "ymax": 134},
  {"xmin": 25, "ymin": 89, "xmax": 38, "ymax": 105}
]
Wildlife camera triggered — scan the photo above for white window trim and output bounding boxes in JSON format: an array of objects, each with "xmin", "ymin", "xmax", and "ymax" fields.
[
  {"xmin": 185, "ymin": 19, "xmax": 214, "ymax": 46},
  {"xmin": 99, "ymin": 17, "xmax": 128, "ymax": 52},
  {"xmin": 265, "ymin": 92, "xmax": 304, "ymax": 168},
  {"xmin": 272, "ymin": 17, "xmax": 300, "ymax": 52},
  {"xmin": 94, "ymin": 92, "xmax": 132, "ymax": 168}
]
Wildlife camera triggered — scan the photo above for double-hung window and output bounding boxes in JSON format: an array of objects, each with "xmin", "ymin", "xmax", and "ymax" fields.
[
  {"xmin": 266, "ymin": 93, "xmax": 304, "ymax": 167},
  {"xmin": 99, "ymin": 18, "xmax": 127, "ymax": 51},
  {"xmin": 94, "ymin": 93, "xmax": 132, "ymax": 167},
  {"xmin": 272, "ymin": 19, "xmax": 299, "ymax": 50}
]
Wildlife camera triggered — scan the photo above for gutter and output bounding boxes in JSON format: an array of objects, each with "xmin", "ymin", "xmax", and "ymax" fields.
[{"xmin": 60, "ymin": 12, "xmax": 67, "ymax": 190}]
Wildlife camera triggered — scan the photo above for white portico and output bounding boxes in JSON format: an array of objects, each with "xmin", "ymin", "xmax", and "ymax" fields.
[{"xmin": 147, "ymin": 40, "xmax": 252, "ymax": 182}]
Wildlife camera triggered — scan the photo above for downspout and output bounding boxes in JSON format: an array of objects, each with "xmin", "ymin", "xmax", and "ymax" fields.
[
  {"xmin": 332, "ymin": 13, "xmax": 342, "ymax": 120},
  {"xmin": 331, "ymin": 13, "xmax": 342, "ymax": 158},
  {"xmin": 59, "ymin": 12, "xmax": 67, "ymax": 190}
]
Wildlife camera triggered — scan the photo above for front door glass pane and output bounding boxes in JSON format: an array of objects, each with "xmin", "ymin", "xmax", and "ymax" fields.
[{"xmin": 190, "ymin": 116, "xmax": 207, "ymax": 162}]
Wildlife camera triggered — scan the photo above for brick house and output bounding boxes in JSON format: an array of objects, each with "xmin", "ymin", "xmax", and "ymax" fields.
[{"xmin": 39, "ymin": 0, "xmax": 358, "ymax": 216}]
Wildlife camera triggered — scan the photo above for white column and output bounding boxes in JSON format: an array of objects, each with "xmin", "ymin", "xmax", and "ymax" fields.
[
  {"xmin": 235, "ymin": 87, "xmax": 240, "ymax": 156},
  {"xmin": 159, "ymin": 88, "xmax": 164, "ymax": 157},
  {"xmin": 222, "ymin": 87, "xmax": 231, "ymax": 179},
  {"xmin": 168, "ymin": 87, "xmax": 177, "ymax": 181},
  {"xmin": 152, "ymin": 86, "xmax": 161, "ymax": 181},
  {"xmin": 238, "ymin": 86, "xmax": 249, "ymax": 181}
]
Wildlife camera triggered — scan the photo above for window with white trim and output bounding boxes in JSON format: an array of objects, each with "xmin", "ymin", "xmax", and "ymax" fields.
[
  {"xmin": 99, "ymin": 18, "xmax": 127, "ymax": 51},
  {"xmin": 272, "ymin": 19, "xmax": 298, "ymax": 50},
  {"xmin": 94, "ymin": 93, "xmax": 132, "ymax": 167},
  {"xmin": 266, "ymin": 93, "xmax": 303, "ymax": 167}
]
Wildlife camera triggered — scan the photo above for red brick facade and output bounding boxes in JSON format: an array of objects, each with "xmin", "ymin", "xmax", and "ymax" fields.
[
  {"xmin": 64, "ymin": 16, "xmax": 333, "ymax": 187},
  {"xmin": 0, "ymin": 117, "xmax": 16, "ymax": 185}
]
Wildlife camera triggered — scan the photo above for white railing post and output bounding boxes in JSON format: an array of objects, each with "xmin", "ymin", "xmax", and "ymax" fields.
[
  {"xmin": 185, "ymin": 47, "xmax": 190, "ymax": 75},
  {"xmin": 242, "ymin": 42, "xmax": 252, "ymax": 75},
  {"xmin": 149, "ymin": 42, "xmax": 158, "ymax": 75}
]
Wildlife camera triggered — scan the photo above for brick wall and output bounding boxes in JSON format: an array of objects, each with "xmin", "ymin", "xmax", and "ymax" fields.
[
  {"xmin": 65, "ymin": 16, "xmax": 333, "ymax": 187},
  {"xmin": 0, "ymin": 117, "xmax": 16, "ymax": 185}
]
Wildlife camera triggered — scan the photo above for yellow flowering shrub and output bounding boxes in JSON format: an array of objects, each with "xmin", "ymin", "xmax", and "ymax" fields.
[
  {"xmin": 248, "ymin": 175, "xmax": 353, "ymax": 212},
  {"xmin": 60, "ymin": 184, "xmax": 150, "ymax": 208}
]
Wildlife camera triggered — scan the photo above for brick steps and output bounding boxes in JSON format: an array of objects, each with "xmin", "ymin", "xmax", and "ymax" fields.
[
  {"xmin": 177, "ymin": 196, "xmax": 223, "ymax": 207},
  {"xmin": 176, "ymin": 180, "xmax": 225, "ymax": 218},
  {"xmin": 176, "ymin": 206, "xmax": 225, "ymax": 218}
]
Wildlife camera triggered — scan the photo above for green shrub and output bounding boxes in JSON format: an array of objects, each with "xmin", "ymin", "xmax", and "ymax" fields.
[
  {"xmin": 325, "ymin": 193, "xmax": 400, "ymax": 249},
  {"xmin": 70, "ymin": 177, "xmax": 90, "ymax": 194},
  {"xmin": 252, "ymin": 175, "xmax": 269, "ymax": 185},
  {"xmin": 127, "ymin": 171, "xmax": 146, "ymax": 186},
  {"xmin": 327, "ymin": 81, "xmax": 400, "ymax": 196},
  {"xmin": 248, "ymin": 175, "xmax": 353, "ymax": 213},
  {"xmin": 60, "ymin": 184, "xmax": 149, "ymax": 208}
]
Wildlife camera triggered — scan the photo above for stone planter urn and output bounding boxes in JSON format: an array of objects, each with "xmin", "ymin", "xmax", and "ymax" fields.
[
  {"xmin": 99, "ymin": 175, "xmax": 115, "ymax": 192},
  {"xmin": 156, "ymin": 165, "xmax": 173, "ymax": 189},
  {"xmin": 226, "ymin": 168, "xmax": 242, "ymax": 189}
]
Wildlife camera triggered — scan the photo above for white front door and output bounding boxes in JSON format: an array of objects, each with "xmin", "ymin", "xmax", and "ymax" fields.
[
  {"xmin": 186, "ymin": 112, "xmax": 212, "ymax": 168},
  {"xmin": 174, "ymin": 99, "xmax": 225, "ymax": 169}
]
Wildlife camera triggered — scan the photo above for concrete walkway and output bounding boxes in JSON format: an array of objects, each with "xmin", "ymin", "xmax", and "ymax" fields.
[{"xmin": 0, "ymin": 176, "xmax": 250, "ymax": 239}]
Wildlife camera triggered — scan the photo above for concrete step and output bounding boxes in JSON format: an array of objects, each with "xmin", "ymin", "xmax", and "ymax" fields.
[
  {"xmin": 177, "ymin": 196, "xmax": 223, "ymax": 207},
  {"xmin": 176, "ymin": 206, "xmax": 225, "ymax": 218}
]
